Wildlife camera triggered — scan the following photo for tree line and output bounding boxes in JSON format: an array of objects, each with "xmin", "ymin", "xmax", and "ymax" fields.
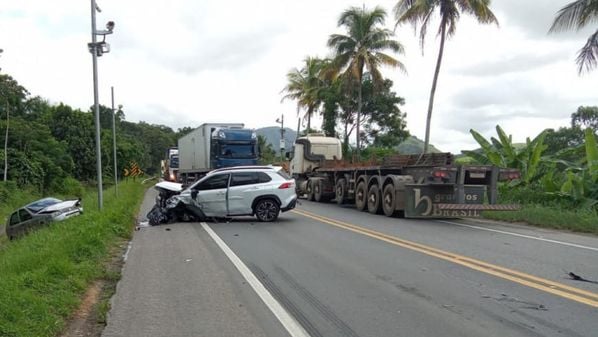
[{"xmin": 0, "ymin": 73, "xmax": 189, "ymax": 194}]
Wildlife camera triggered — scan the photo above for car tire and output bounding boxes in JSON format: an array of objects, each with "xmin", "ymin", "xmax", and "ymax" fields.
[
  {"xmin": 255, "ymin": 199, "xmax": 280, "ymax": 222},
  {"xmin": 335, "ymin": 178, "xmax": 347, "ymax": 205},
  {"xmin": 382, "ymin": 184, "xmax": 396, "ymax": 217},
  {"xmin": 355, "ymin": 181, "xmax": 368, "ymax": 211},
  {"xmin": 367, "ymin": 184, "xmax": 382, "ymax": 214}
]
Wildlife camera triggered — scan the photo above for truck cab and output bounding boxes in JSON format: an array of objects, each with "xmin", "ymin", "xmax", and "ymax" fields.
[
  {"xmin": 290, "ymin": 134, "xmax": 342, "ymax": 175},
  {"xmin": 210, "ymin": 127, "xmax": 258, "ymax": 169}
]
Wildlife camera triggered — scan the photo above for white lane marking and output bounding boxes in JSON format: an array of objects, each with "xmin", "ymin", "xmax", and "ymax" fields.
[
  {"xmin": 123, "ymin": 241, "xmax": 133, "ymax": 261},
  {"xmin": 201, "ymin": 223, "xmax": 311, "ymax": 337},
  {"xmin": 438, "ymin": 220, "xmax": 598, "ymax": 252}
]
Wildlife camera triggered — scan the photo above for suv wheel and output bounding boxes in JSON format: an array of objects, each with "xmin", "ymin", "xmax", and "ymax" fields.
[{"xmin": 255, "ymin": 199, "xmax": 280, "ymax": 222}]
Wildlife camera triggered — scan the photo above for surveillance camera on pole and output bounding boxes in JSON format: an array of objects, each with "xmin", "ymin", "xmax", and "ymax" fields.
[{"xmin": 88, "ymin": 0, "xmax": 115, "ymax": 210}]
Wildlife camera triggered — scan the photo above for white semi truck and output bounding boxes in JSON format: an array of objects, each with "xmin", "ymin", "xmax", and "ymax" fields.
[{"xmin": 289, "ymin": 134, "xmax": 520, "ymax": 218}]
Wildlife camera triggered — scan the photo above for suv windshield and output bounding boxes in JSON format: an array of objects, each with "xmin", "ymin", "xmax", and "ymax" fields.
[{"xmin": 276, "ymin": 169, "xmax": 291, "ymax": 180}]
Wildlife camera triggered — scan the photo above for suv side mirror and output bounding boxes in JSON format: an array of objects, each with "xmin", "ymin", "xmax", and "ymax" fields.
[
  {"xmin": 285, "ymin": 151, "xmax": 291, "ymax": 159},
  {"xmin": 191, "ymin": 189, "xmax": 198, "ymax": 199}
]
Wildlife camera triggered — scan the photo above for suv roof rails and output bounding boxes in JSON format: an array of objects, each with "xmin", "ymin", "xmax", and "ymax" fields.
[{"xmin": 209, "ymin": 166, "xmax": 277, "ymax": 174}]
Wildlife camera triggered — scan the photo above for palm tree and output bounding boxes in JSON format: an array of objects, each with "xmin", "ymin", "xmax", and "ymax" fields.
[
  {"xmin": 328, "ymin": 6, "xmax": 405, "ymax": 156},
  {"xmin": 549, "ymin": 0, "xmax": 598, "ymax": 73},
  {"xmin": 281, "ymin": 57, "xmax": 327, "ymax": 131},
  {"xmin": 394, "ymin": 0, "xmax": 498, "ymax": 153}
]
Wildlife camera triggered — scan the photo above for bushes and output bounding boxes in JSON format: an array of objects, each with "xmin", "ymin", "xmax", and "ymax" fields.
[
  {"xmin": 52, "ymin": 177, "xmax": 85, "ymax": 199},
  {"xmin": 490, "ymin": 183, "xmax": 598, "ymax": 233}
]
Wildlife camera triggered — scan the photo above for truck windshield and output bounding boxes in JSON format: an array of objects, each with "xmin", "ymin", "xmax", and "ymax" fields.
[{"xmin": 220, "ymin": 144, "xmax": 256, "ymax": 159}]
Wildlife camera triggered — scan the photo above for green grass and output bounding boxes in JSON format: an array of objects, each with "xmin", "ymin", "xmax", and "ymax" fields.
[
  {"xmin": 0, "ymin": 180, "xmax": 147, "ymax": 337},
  {"xmin": 483, "ymin": 205, "xmax": 598, "ymax": 234}
]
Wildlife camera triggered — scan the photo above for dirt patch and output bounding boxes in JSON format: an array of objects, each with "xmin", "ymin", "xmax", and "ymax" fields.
[
  {"xmin": 59, "ymin": 239, "xmax": 128, "ymax": 337},
  {"xmin": 60, "ymin": 281, "xmax": 104, "ymax": 337}
]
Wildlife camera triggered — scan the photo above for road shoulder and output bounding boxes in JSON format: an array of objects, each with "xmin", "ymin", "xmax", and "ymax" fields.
[{"xmin": 101, "ymin": 189, "xmax": 288, "ymax": 337}]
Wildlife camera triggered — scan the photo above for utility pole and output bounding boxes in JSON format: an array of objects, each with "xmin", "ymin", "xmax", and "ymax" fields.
[
  {"xmin": 3, "ymin": 103, "xmax": 8, "ymax": 182},
  {"xmin": 90, "ymin": 0, "xmax": 103, "ymax": 209},
  {"xmin": 111, "ymin": 86, "xmax": 118, "ymax": 196},
  {"xmin": 276, "ymin": 114, "xmax": 285, "ymax": 161},
  {"xmin": 88, "ymin": 0, "xmax": 114, "ymax": 210}
]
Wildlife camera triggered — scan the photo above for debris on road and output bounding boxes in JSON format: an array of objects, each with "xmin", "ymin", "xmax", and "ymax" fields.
[{"xmin": 567, "ymin": 272, "xmax": 598, "ymax": 284}]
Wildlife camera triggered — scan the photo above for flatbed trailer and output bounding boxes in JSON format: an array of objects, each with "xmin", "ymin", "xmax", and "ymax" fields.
[{"xmin": 299, "ymin": 153, "xmax": 520, "ymax": 218}]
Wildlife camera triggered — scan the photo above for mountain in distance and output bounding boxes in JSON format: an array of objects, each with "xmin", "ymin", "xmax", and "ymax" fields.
[
  {"xmin": 257, "ymin": 128, "xmax": 443, "ymax": 155},
  {"xmin": 396, "ymin": 136, "xmax": 443, "ymax": 154},
  {"xmin": 256, "ymin": 127, "xmax": 298, "ymax": 150}
]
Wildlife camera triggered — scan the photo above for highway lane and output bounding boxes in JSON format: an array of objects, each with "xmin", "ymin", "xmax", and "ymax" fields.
[
  {"xmin": 208, "ymin": 200, "xmax": 598, "ymax": 337},
  {"xmin": 295, "ymin": 201, "xmax": 598, "ymax": 294}
]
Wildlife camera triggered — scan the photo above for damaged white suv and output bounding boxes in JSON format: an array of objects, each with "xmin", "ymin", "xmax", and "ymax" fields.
[{"xmin": 149, "ymin": 166, "xmax": 297, "ymax": 224}]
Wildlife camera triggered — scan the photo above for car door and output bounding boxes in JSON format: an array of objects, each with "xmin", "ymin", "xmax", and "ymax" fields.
[
  {"xmin": 193, "ymin": 173, "xmax": 230, "ymax": 217},
  {"xmin": 228, "ymin": 172, "xmax": 260, "ymax": 215}
]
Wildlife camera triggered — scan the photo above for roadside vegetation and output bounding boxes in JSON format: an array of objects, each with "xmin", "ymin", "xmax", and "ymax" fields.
[
  {"xmin": 0, "ymin": 180, "xmax": 146, "ymax": 337},
  {"xmin": 465, "ymin": 113, "xmax": 598, "ymax": 233}
]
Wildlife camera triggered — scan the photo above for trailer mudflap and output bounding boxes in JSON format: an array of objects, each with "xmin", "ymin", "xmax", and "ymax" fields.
[
  {"xmin": 431, "ymin": 203, "xmax": 521, "ymax": 218},
  {"xmin": 404, "ymin": 184, "xmax": 519, "ymax": 218}
]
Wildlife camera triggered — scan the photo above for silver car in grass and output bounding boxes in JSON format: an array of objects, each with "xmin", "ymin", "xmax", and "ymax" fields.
[
  {"xmin": 5, "ymin": 198, "xmax": 83, "ymax": 240},
  {"xmin": 148, "ymin": 166, "xmax": 297, "ymax": 225}
]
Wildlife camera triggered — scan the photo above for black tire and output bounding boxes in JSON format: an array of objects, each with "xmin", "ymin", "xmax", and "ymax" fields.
[
  {"xmin": 254, "ymin": 199, "xmax": 280, "ymax": 222},
  {"xmin": 335, "ymin": 178, "xmax": 347, "ymax": 205},
  {"xmin": 355, "ymin": 181, "xmax": 368, "ymax": 211},
  {"xmin": 314, "ymin": 179, "xmax": 330, "ymax": 202},
  {"xmin": 306, "ymin": 179, "xmax": 315, "ymax": 201},
  {"xmin": 382, "ymin": 184, "xmax": 396, "ymax": 217},
  {"xmin": 367, "ymin": 184, "xmax": 382, "ymax": 214}
]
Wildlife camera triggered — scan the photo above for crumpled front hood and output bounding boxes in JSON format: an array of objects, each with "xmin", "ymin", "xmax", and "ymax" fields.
[
  {"xmin": 40, "ymin": 200, "xmax": 79, "ymax": 213},
  {"xmin": 155, "ymin": 181, "xmax": 184, "ymax": 193}
]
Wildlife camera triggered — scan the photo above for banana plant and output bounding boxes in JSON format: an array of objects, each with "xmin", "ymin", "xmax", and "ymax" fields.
[
  {"xmin": 463, "ymin": 125, "xmax": 548, "ymax": 185},
  {"xmin": 557, "ymin": 129, "xmax": 598, "ymax": 207}
]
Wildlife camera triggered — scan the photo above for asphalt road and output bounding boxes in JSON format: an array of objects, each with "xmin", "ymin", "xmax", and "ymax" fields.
[{"xmin": 105, "ymin": 192, "xmax": 598, "ymax": 337}]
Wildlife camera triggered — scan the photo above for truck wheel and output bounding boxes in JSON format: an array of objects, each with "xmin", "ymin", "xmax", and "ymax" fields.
[
  {"xmin": 382, "ymin": 184, "xmax": 396, "ymax": 217},
  {"xmin": 355, "ymin": 181, "xmax": 368, "ymax": 211},
  {"xmin": 255, "ymin": 199, "xmax": 280, "ymax": 222},
  {"xmin": 314, "ymin": 180, "xmax": 325, "ymax": 202},
  {"xmin": 367, "ymin": 184, "xmax": 382, "ymax": 214},
  {"xmin": 306, "ymin": 179, "xmax": 315, "ymax": 201},
  {"xmin": 335, "ymin": 179, "xmax": 347, "ymax": 205}
]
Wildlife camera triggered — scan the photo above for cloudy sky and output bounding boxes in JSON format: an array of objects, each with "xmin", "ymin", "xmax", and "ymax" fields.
[{"xmin": 1, "ymin": 0, "xmax": 596, "ymax": 152}]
